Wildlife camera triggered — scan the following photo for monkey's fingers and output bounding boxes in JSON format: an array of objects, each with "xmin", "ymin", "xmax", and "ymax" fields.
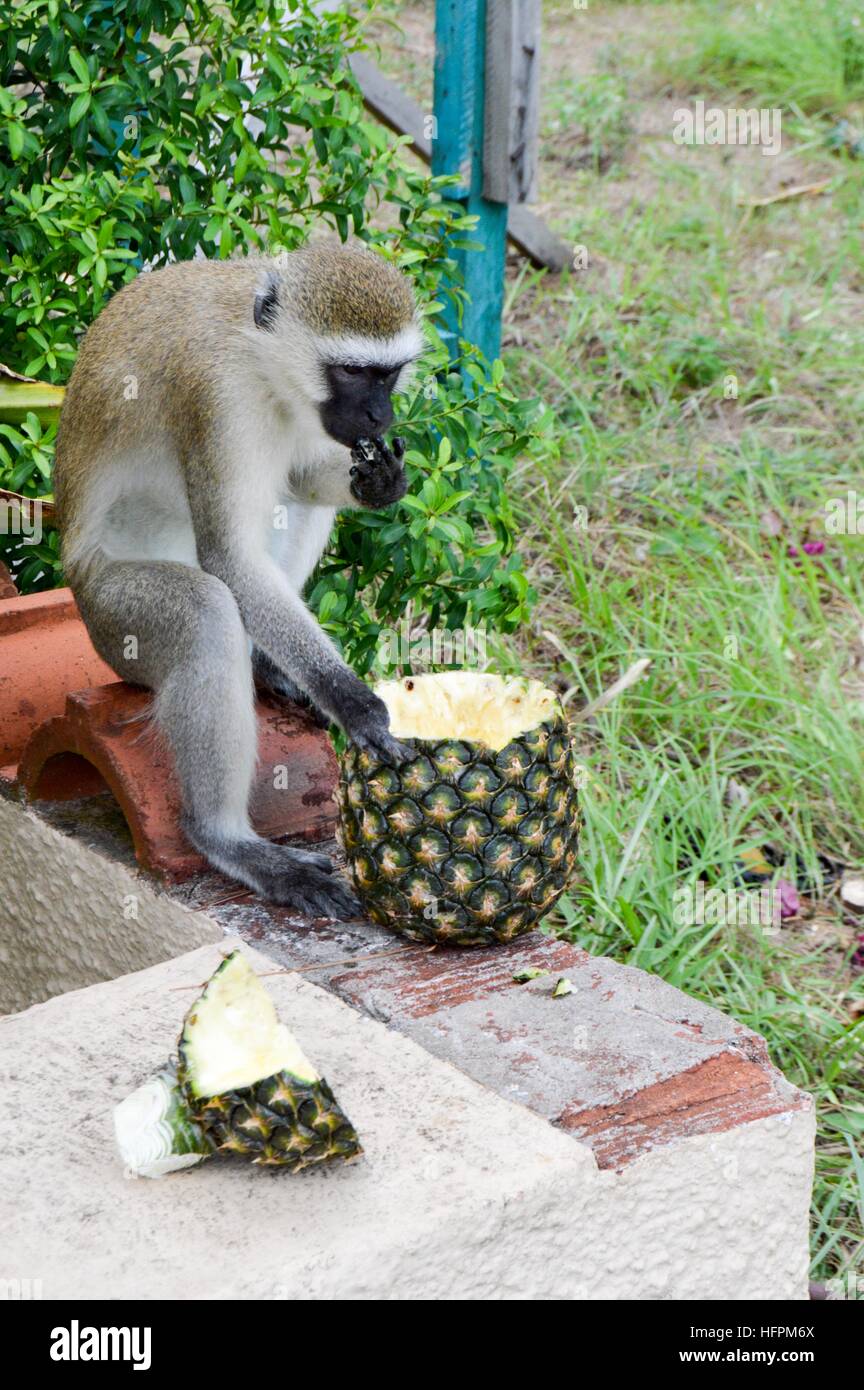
[
  {"xmin": 350, "ymin": 437, "xmax": 377, "ymax": 466},
  {"xmin": 353, "ymin": 728, "xmax": 412, "ymax": 766},
  {"xmin": 289, "ymin": 871, "xmax": 363, "ymax": 922}
]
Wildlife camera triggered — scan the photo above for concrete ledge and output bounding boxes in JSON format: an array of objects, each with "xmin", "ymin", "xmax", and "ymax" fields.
[
  {"xmin": 197, "ymin": 899, "xmax": 811, "ymax": 1175},
  {"xmin": 1, "ymin": 944, "xmax": 814, "ymax": 1300}
]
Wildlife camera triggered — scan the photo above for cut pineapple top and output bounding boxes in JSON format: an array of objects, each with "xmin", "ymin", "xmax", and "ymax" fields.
[
  {"xmin": 181, "ymin": 953, "xmax": 317, "ymax": 1098},
  {"xmin": 375, "ymin": 671, "xmax": 562, "ymax": 751}
]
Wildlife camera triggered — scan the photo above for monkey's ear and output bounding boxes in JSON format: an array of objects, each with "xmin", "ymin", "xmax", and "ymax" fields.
[{"xmin": 253, "ymin": 271, "xmax": 280, "ymax": 331}]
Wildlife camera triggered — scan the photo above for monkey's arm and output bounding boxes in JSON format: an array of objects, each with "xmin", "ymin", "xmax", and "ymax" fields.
[{"xmin": 187, "ymin": 462, "xmax": 405, "ymax": 763}]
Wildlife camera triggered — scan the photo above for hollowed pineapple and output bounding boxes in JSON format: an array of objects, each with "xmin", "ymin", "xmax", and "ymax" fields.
[
  {"xmin": 337, "ymin": 672, "xmax": 580, "ymax": 947},
  {"xmin": 177, "ymin": 952, "xmax": 362, "ymax": 1170}
]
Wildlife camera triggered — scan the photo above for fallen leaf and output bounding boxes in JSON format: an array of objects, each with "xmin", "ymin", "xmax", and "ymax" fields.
[{"xmin": 759, "ymin": 510, "xmax": 783, "ymax": 538}]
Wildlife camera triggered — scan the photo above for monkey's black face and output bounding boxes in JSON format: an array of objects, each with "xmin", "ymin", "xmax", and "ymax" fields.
[{"xmin": 320, "ymin": 363, "xmax": 401, "ymax": 447}]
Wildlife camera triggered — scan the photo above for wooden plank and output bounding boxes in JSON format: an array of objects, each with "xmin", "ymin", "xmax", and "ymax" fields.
[
  {"xmin": 348, "ymin": 52, "xmax": 570, "ymax": 272},
  {"xmin": 508, "ymin": 204, "xmax": 571, "ymax": 272},
  {"xmin": 483, "ymin": 0, "xmax": 540, "ymax": 206},
  {"xmin": 482, "ymin": 0, "xmax": 514, "ymax": 205},
  {"xmin": 349, "ymin": 54, "xmax": 433, "ymax": 160}
]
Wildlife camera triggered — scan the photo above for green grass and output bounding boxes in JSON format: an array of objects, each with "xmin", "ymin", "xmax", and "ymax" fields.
[
  {"xmin": 540, "ymin": 71, "xmax": 632, "ymax": 174},
  {"xmin": 506, "ymin": 0, "xmax": 864, "ymax": 1286},
  {"xmin": 664, "ymin": 0, "xmax": 864, "ymax": 116}
]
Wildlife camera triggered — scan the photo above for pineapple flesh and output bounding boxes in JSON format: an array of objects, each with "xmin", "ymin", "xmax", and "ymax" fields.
[
  {"xmin": 177, "ymin": 952, "xmax": 362, "ymax": 1170},
  {"xmin": 337, "ymin": 672, "xmax": 580, "ymax": 947}
]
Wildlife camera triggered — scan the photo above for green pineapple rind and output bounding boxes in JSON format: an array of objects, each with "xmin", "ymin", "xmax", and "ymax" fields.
[
  {"xmin": 185, "ymin": 1070, "xmax": 362, "ymax": 1171},
  {"xmin": 337, "ymin": 709, "xmax": 580, "ymax": 948}
]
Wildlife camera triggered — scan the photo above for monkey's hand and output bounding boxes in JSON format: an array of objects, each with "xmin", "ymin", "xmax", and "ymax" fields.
[
  {"xmin": 349, "ymin": 435, "xmax": 407, "ymax": 509},
  {"xmin": 327, "ymin": 677, "xmax": 411, "ymax": 766}
]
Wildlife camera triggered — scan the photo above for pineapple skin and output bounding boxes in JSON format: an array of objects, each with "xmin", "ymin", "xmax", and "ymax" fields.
[
  {"xmin": 337, "ymin": 713, "xmax": 581, "ymax": 947},
  {"xmin": 181, "ymin": 1070, "xmax": 362, "ymax": 1171}
]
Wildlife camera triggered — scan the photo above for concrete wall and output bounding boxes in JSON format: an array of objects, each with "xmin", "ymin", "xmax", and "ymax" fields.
[{"xmin": 0, "ymin": 799, "xmax": 220, "ymax": 1014}]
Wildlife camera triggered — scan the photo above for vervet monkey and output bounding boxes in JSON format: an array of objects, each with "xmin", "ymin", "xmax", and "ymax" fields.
[{"xmin": 54, "ymin": 240, "xmax": 424, "ymax": 918}]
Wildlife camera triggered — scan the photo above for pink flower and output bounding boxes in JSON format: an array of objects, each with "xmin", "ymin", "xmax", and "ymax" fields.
[{"xmin": 787, "ymin": 541, "xmax": 826, "ymax": 558}]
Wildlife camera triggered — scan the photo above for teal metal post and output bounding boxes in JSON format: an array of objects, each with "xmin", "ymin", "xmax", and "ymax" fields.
[{"xmin": 432, "ymin": 0, "xmax": 508, "ymax": 367}]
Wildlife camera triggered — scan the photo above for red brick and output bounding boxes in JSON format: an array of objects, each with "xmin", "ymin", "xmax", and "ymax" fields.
[
  {"xmin": 558, "ymin": 1051, "xmax": 797, "ymax": 1168},
  {"xmin": 332, "ymin": 935, "xmax": 584, "ymax": 1017}
]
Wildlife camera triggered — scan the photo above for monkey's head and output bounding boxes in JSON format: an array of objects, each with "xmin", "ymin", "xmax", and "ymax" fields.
[{"xmin": 252, "ymin": 240, "xmax": 425, "ymax": 447}]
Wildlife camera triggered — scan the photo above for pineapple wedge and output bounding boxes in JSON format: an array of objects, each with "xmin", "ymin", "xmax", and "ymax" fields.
[{"xmin": 177, "ymin": 952, "xmax": 362, "ymax": 1170}]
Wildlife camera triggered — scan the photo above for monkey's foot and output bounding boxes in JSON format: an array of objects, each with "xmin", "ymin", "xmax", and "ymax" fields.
[
  {"xmin": 349, "ymin": 435, "xmax": 407, "ymax": 508},
  {"xmin": 184, "ymin": 827, "xmax": 362, "ymax": 919}
]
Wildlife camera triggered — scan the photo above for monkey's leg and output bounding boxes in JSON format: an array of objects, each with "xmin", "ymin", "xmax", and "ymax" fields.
[
  {"xmin": 75, "ymin": 560, "xmax": 360, "ymax": 919},
  {"xmin": 252, "ymin": 649, "xmax": 329, "ymax": 728}
]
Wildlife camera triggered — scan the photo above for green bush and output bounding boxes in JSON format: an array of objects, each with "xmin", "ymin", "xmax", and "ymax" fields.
[{"xmin": 0, "ymin": 0, "xmax": 552, "ymax": 660}]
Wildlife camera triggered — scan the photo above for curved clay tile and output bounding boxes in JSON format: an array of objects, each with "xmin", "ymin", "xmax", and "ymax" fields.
[{"xmin": 1, "ymin": 589, "xmax": 337, "ymax": 881}]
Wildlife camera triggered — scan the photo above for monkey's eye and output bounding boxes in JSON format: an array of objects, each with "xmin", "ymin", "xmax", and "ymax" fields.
[{"xmin": 339, "ymin": 364, "xmax": 364, "ymax": 376}]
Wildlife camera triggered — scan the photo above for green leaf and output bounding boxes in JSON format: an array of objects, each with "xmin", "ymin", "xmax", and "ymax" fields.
[
  {"xmin": 90, "ymin": 101, "xmax": 115, "ymax": 151},
  {"xmin": 68, "ymin": 49, "xmax": 91, "ymax": 89},
  {"xmin": 68, "ymin": 92, "xmax": 91, "ymax": 128}
]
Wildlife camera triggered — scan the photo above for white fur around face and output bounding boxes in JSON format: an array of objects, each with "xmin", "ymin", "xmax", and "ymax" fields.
[
  {"xmin": 241, "ymin": 316, "xmax": 426, "ymax": 410},
  {"xmin": 316, "ymin": 323, "xmax": 426, "ymax": 371}
]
